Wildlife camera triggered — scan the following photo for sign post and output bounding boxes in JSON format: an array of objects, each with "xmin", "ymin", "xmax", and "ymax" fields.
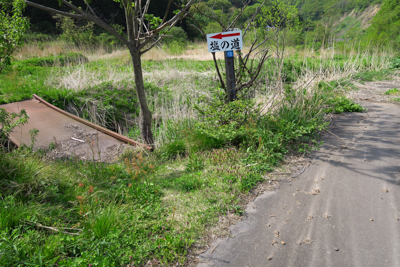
[
  {"xmin": 225, "ymin": 50, "xmax": 236, "ymax": 101},
  {"xmin": 207, "ymin": 30, "xmax": 243, "ymax": 101}
]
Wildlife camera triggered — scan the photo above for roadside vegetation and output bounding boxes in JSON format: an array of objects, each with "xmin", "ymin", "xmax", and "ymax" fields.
[{"xmin": 1, "ymin": 0, "xmax": 400, "ymax": 266}]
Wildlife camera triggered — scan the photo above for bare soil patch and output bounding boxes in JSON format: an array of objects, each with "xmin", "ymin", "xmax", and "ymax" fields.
[
  {"xmin": 44, "ymin": 123, "xmax": 127, "ymax": 162},
  {"xmin": 349, "ymin": 79, "xmax": 400, "ymax": 105}
]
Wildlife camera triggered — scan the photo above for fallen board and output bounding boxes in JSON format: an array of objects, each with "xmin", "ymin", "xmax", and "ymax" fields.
[{"xmin": 0, "ymin": 97, "xmax": 146, "ymax": 161}]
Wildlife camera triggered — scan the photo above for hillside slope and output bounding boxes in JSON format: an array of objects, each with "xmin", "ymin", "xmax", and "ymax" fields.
[
  {"xmin": 284, "ymin": 0, "xmax": 382, "ymax": 20},
  {"xmin": 333, "ymin": 4, "xmax": 381, "ymax": 38}
]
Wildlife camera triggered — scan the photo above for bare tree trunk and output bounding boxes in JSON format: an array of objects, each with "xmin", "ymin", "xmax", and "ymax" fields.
[{"xmin": 130, "ymin": 49, "xmax": 154, "ymax": 145}]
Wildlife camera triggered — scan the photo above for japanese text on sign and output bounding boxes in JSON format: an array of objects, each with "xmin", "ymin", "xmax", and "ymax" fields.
[{"xmin": 207, "ymin": 30, "xmax": 243, "ymax": 53}]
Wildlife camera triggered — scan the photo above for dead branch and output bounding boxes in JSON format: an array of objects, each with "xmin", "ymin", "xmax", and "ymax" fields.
[
  {"xmin": 36, "ymin": 223, "xmax": 82, "ymax": 236},
  {"xmin": 243, "ymin": 0, "xmax": 267, "ymax": 37},
  {"xmin": 212, "ymin": 52, "xmax": 226, "ymax": 89},
  {"xmin": 191, "ymin": 4, "xmax": 227, "ymax": 31},
  {"xmin": 227, "ymin": 0, "xmax": 251, "ymax": 30},
  {"xmin": 25, "ymin": 0, "xmax": 129, "ymax": 47}
]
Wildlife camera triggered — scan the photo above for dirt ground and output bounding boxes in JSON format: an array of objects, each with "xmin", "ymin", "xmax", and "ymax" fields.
[{"xmin": 43, "ymin": 123, "xmax": 128, "ymax": 162}]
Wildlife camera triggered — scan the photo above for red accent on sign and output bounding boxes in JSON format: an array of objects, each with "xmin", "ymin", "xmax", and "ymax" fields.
[{"xmin": 210, "ymin": 32, "xmax": 241, "ymax": 39}]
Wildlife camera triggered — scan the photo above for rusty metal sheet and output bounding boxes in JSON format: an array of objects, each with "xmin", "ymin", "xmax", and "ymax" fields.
[{"xmin": 0, "ymin": 99, "xmax": 127, "ymax": 161}]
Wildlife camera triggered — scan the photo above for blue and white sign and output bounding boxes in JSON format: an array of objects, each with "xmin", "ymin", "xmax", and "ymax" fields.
[{"xmin": 226, "ymin": 51, "xmax": 234, "ymax": 58}]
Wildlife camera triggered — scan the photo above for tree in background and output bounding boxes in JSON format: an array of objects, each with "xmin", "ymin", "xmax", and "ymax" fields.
[
  {"xmin": 24, "ymin": 0, "xmax": 194, "ymax": 145},
  {"xmin": 259, "ymin": 0, "xmax": 299, "ymax": 90},
  {"xmin": 0, "ymin": 0, "xmax": 29, "ymax": 73}
]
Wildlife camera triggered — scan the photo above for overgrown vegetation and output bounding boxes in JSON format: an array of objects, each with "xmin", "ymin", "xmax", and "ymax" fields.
[
  {"xmin": 0, "ymin": 0, "xmax": 29, "ymax": 73},
  {"xmin": 1, "ymin": 0, "xmax": 398, "ymax": 265},
  {"xmin": 1, "ymin": 40, "xmax": 388, "ymax": 265}
]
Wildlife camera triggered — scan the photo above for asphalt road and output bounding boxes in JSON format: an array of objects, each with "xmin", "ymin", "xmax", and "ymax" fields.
[{"xmin": 198, "ymin": 100, "xmax": 400, "ymax": 267}]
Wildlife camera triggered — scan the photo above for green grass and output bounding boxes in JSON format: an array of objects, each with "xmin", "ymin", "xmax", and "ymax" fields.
[
  {"xmin": 0, "ymin": 146, "xmax": 263, "ymax": 266},
  {"xmin": 385, "ymin": 88, "xmax": 400, "ymax": 95},
  {"xmin": 353, "ymin": 69, "xmax": 393, "ymax": 83},
  {"xmin": 0, "ymin": 43, "xmax": 393, "ymax": 266}
]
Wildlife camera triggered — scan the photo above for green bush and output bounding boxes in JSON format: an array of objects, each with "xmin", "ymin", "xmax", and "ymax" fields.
[
  {"xmin": 325, "ymin": 96, "xmax": 365, "ymax": 114},
  {"xmin": 0, "ymin": 0, "xmax": 29, "ymax": 73},
  {"xmin": 160, "ymin": 139, "xmax": 186, "ymax": 160},
  {"xmin": 0, "ymin": 108, "xmax": 28, "ymax": 149},
  {"xmin": 385, "ymin": 88, "xmax": 400, "ymax": 95},
  {"xmin": 195, "ymin": 93, "xmax": 260, "ymax": 146},
  {"xmin": 185, "ymin": 153, "xmax": 205, "ymax": 172},
  {"xmin": 163, "ymin": 27, "xmax": 188, "ymax": 45},
  {"xmin": 391, "ymin": 57, "xmax": 400, "ymax": 69}
]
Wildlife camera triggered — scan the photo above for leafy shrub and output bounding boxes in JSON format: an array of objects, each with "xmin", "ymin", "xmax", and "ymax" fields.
[
  {"xmin": 160, "ymin": 139, "xmax": 186, "ymax": 160},
  {"xmin": 185, "ymin": 152, "xmax": 205, "ymax": 172},
  {"xmin": 0, "ymin": 0, "xmax": 29, "ymax": 73},
  {"xmin": 195, "ymin": 93, "xmax": 260, "ymax": 146},
  {"xmin": 391, "ymin": 57, "xmax": 400, "ymax": 69},
  {"xmin": 325, "ymin": 96, "xmax": 365, "ymax": 114},
  {"xmin": 54, "ymin": 14, "xmax": 96, "ymax": 45},
  {"xmin": 163, "ymin": 27, "xmax": 188, "ymax": 45},
  {"xmin": 0, "ymin": 108, "xmax": 28, "ymax": 149},
  {"xmin": 385, "ymin": 88, "xmax": 400, "ymax": 95}
]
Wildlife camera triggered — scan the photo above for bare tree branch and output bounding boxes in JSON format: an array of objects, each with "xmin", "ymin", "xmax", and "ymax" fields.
[
  {"xmin": 212, "ymin": 52, "xmax": 226, "ymax": 89},
  {"xmin": 244, "ymin": 37, "xmax": 269, "ymax": 60},
  {"xmin": 227, "ymin": 0, "xmax": 251, "ymax": 30},
  {"xmin": 162, "ymin": 0, "xmax": 172, "ymax": 24},
  {"xmin": 191, "ymin": 3, "xmax": 226, "ymax": 31},
  {"xmin": 139, "ymin": 0, "xmax": 151, "ymax": 36},
  {"xmin": 139, "ymin": 11, "xmax": 184, "ymax": 51},
  {"xmin": 25, "ymin": 1, "xmax": 86, "ymax": 20},
  {"xmin": 61, "ymin": 0, "xmax": 85, "ymax": 15},
  {"xmin": 25, "ymin": 0, "xmax": 129, "ymax": 47},
  {"xmin": 243, "ymin": 0, "xmax": 266, "ymax": 37},
  {"xmin": 85, "ymin": 2, "xmax": 97, "ymax": 17},
  {"xmin": 236, "ymin": 52, "xmax": 270, "ymax": 92},
  {"xmin": 153, "ymin": 0, "xmax": 194, "ymax": 35},
  {"xmin": 190, "ymin": 23, "xmax": 206, "ymax": 39}
]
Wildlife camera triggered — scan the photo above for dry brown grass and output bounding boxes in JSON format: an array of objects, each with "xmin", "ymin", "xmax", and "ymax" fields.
[{"xmin": 22, "ymin": 39, "xmax": 394, "ymax": 145}]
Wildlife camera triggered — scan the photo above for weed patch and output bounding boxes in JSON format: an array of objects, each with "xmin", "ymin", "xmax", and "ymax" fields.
[
  {"xmin": 325, "ymin": 96, "xmax": 365, "ymax": 113},
  {"xmin": 385, "ymin": 88, "xmax": 400, "ymax": 95},
  {"xmin": 353, "ymin": 69, "xmax": 392, "ymax": 82}
]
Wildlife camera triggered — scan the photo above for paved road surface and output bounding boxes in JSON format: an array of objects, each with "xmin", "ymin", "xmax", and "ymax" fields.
[{"xmin": 198, "ymin": 98, "xmax": 400, "ymax": 266}]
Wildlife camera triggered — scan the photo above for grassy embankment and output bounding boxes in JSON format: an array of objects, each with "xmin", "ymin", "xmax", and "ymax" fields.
[{"xmin": 0, "ymin": 40, "xmax": 397, "ymax": 266}]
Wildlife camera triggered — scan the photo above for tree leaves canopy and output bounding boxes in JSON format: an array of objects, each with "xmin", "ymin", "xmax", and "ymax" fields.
[{"xmin": 0, "ymin": 0, "xmax": 29, "ymax": 73}]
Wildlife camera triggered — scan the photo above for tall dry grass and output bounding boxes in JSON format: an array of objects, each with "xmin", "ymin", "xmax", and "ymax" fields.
[
  {"xmin": 15, "ymin": 40, "xmax": 227, "ymax": 61},
  {"xmin": 26, "ymin": 40, "xmax": 394, "ymax": 145}
]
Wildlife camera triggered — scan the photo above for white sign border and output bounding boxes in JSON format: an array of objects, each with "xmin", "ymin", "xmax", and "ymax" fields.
[{"xmin": 206, "ymin": 30, "xmax": 243, "ymax": 53}]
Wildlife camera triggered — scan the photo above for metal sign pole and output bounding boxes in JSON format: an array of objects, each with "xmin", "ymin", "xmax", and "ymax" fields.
[{"xmin": 224, "ymin": 50, "xmax": 236, "ymax": 101}]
